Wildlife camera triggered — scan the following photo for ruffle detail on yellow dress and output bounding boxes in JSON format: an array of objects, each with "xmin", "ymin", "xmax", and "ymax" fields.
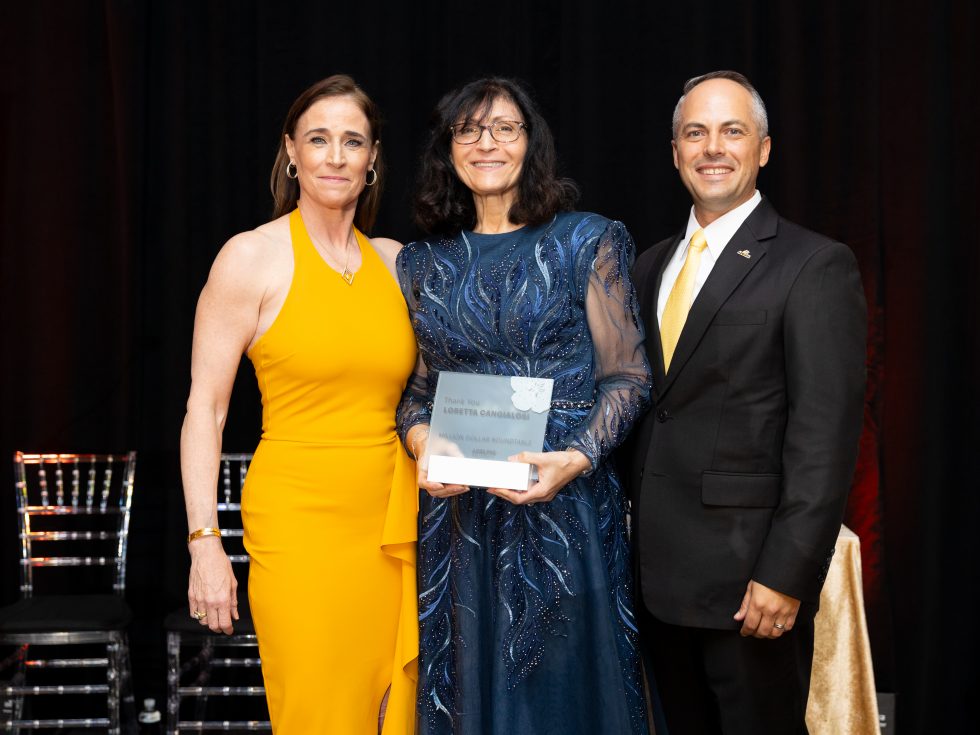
[{"xmin": 380, "ymin": 442, "xmax": 419, "ymax": 734}]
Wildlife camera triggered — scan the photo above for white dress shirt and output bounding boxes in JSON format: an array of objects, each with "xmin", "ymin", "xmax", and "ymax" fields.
[{"xmin": 657, "ymin": 190, "xmax": 763, "ymax": 325}]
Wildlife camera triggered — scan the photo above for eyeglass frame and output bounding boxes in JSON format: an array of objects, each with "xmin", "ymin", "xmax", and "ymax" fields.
[{"xmin": 449, "ymin": 120, "xmax": 528, "ymax": 145}]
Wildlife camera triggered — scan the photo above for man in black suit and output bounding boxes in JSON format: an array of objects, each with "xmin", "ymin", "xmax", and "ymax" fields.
[{"xmin": 630, "ymin": 71, "xmax": 866, "ymax": 733}]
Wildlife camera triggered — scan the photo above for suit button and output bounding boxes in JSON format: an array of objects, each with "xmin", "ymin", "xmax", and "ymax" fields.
[{"xmin": 657, "ymin": 408, "xmax": 670, "ymax": 422}]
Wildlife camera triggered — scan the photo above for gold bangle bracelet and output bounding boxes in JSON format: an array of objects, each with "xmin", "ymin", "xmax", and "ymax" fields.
[{"xmin": 187, "ymin": 527, "xmax": 222, "ymax": 544}]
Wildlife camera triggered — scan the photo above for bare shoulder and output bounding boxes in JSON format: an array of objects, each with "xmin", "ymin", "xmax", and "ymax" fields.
[
  {"xmin": 205, "ymin": 216, "xmax": 292, "ymax": 299},
  {"xmin": 368, "ymin": 236, "xmax": 403, "ymax": 276},
  {"xmin": 369, "ymin": 236, "xmax": 403, "ymax": 259}
]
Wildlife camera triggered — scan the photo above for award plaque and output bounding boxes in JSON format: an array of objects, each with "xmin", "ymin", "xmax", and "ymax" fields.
[{"xmin": 426, "ymin": 372, "xmax": 553, "ymax": 491}]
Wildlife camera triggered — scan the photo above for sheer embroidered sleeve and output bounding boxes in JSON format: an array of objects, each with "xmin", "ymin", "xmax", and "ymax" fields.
[
  {"xmin": 395, "ymin": 246, "xmax": 433, "ymax": 445},
  {"xmin": 566, "ymin": 220, "xmax": 652, "ymax": 470}
]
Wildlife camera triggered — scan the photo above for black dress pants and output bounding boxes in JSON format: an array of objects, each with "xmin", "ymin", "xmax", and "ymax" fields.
[{"xmin": 640, "ymin": 610, "xmax": 814, "ymax": 735}]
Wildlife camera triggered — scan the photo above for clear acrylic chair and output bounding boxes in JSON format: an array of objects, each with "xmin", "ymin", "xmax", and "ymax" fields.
[
  {"xmin": 164, "ymin": 453, "xmax": 270, "ymax": 733},
  {"xmin": 0, "ymin": 451, "xmax": 138, "ymax": 734}
]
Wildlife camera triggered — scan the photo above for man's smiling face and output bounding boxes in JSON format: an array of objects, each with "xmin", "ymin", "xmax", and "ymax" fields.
[{"xmin": 672, "ymin": 78, "xmax": 771, "ymax": 226}]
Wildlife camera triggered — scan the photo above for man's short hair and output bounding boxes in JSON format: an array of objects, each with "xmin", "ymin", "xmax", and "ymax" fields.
[{"xmin": 671, "ymin": 70, "xmax": 769, "ymax": 139}]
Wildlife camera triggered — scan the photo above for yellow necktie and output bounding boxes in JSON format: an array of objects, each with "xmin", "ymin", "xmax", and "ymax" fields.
[{"xmin": 661, "ymin": 228, "xmax": 708, "ymax": 371}]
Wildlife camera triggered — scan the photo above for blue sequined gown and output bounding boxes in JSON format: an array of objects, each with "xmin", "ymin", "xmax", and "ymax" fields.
[{"xmin": 396, "ymin": 212, "xmax": 652, "ymax": 735}]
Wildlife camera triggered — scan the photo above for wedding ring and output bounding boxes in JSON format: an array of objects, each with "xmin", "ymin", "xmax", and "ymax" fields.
[
  {"xmin": 773, "ymin": 622, "xmax": 785, "ymax": 630},
  {"xmin": 192, "ymin": 610, "xmax": 207, "ymax": 620}
]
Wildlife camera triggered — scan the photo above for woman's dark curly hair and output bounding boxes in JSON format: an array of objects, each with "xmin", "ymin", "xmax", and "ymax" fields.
[{"xmin": 414, "ymin": 77, "xmax": 579, "ymax": 234}]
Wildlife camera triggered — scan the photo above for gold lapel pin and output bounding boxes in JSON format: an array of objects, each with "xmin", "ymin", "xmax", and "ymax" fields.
[{"xmin": 736, "ymin": 249, "xmax": 751, "ymax": 259}]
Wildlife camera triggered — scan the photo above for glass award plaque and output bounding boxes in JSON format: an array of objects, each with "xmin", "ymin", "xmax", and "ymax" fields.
[{"xmin": 426, "ymin": 371, "xmax": 553, "ymax": 491}]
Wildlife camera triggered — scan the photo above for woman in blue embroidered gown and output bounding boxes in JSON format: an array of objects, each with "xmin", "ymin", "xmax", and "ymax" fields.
[{"xmin": 397, "ymin": 77, "xmax": 652, "ymax": 734}]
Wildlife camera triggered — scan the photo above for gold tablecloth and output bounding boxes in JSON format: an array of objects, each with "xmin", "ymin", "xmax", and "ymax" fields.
[{"xmin": 806, "ymin": 525, "xmax": 880, "ymax": 734}]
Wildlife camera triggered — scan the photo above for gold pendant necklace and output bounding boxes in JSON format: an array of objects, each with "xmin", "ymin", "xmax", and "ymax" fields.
[
  {"xmin": 310, "ymin": 228, "xmax": 358, "ymax": 286},
  {"xmin": 341, "ymin": 242, "xmax": 355, "ymax": 285}
]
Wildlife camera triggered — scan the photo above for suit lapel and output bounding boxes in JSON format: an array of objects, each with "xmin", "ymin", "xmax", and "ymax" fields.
[
  {"xmin": 660, "ymin": 199, "xmax": 779, "ymax": 396},
  {"xmin": 643, "ymin": 232, "xmax": 682, "ymax": 395}
]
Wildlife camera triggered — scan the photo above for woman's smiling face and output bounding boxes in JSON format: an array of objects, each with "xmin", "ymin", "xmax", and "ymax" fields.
[
  {"xmin": 450, "ymin": 95, "xmax": 527, "ymax": 207},
  {"xmin": 285, "ymin": 95, "xmax": 377, "ymax": 211}
]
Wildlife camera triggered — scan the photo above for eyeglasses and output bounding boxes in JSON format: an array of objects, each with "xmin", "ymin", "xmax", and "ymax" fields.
[{"xmin": 449, "ymin": 120, "xmax": 527, "ymax": 145}]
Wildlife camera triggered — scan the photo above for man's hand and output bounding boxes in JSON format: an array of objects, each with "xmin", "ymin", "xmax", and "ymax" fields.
[{"xmin": 733, "ymin": 579, "xmax": 801, "ymax": 638}]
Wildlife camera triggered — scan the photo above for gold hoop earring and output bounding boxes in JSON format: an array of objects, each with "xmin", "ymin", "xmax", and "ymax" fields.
[
  {"xmin": 286, "ymin": 162, "xmax": 298, "ymax": 179},
  {"xmin": 365, "ymin": 168, "xmax": 378, "ymax": 187}
]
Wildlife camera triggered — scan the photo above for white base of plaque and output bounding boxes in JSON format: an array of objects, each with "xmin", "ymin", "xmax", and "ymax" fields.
[{"xmin": 427, "ymin": 455, "xmax": 531, "ymax": 491}]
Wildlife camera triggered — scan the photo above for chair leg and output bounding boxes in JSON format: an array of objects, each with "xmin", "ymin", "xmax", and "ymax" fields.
[
  {"xmin": 119, "ymin": 633, "xmax": 138, "ymax": 735},
  {"xmin": 192, "ymin": 638, "xmax": 214, "ymax": 723},
  {"xmin": 10, "ymin": 645, "xmax": 27, "ymax": 735},
  {"xmin": 167, "ymin": 632, "xmax": 180, "ymax": 735},
  {"xmin": 108, "ymin": 636, "xmax": 122, "ymax": 735}
]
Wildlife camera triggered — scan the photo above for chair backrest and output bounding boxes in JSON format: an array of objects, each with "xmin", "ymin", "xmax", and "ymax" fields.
[
  {"xmin": 12, "ymin": 451, "xmax": 137, "ymax": 597},
  {"xmin": 215, "ymin": 453, "xmax": 252, "ymax": 568}
]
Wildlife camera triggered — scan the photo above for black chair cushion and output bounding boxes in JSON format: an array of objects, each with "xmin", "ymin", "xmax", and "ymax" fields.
[
  {"xmin": 164, "ymin": 592, "xmax": 255, "ymax": 635},
  {"xmin": 0, "ymin": 594, "xmax": 132, "ymax": 632}
]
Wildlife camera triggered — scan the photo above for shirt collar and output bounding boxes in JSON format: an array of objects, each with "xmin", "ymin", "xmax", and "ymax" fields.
[{"xmin": 683, "ymin": 190, "xmax": 762, "ymax": 260}]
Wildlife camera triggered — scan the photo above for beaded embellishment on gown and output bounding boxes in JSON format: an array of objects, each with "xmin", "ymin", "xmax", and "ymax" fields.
[{"xmin": 397, "ymin": 212, "xmax": 652, "ymax": 735}]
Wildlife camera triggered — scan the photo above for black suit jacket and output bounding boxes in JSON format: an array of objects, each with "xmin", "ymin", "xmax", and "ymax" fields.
[{"xmin": 630, "ymin": 197, "xmax": 866, "ymax": 629}]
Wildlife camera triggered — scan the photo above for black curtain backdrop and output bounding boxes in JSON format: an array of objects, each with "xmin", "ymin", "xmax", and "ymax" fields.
[{"xmin": 1, "ymin": 1, "xmax": 976, "ymax": 731}]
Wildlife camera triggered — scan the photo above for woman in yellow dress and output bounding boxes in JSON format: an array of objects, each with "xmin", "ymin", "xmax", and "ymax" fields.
[{"xmin": 179, "ymin": 75, "xmax": 418, "ymax": 733}]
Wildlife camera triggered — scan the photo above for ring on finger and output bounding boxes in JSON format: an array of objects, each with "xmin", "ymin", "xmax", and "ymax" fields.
[
  {"xmin": 773, "ymin": 622, "xmax": 785, "ymax": 630},
  {"xmin": 192, "ymin": 610, "xmax": 207, "ymax": 621}
]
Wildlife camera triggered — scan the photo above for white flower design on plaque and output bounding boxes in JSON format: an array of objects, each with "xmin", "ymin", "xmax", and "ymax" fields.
[{"xmin": 510, "ymin": 377, "xmax": 553, "ymax": 414}]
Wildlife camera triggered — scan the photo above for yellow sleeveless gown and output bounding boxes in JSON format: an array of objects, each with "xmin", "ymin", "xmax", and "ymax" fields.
[{"xmin": 242, "ymin": 209, "xmax": 418, "ymax": 733}]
